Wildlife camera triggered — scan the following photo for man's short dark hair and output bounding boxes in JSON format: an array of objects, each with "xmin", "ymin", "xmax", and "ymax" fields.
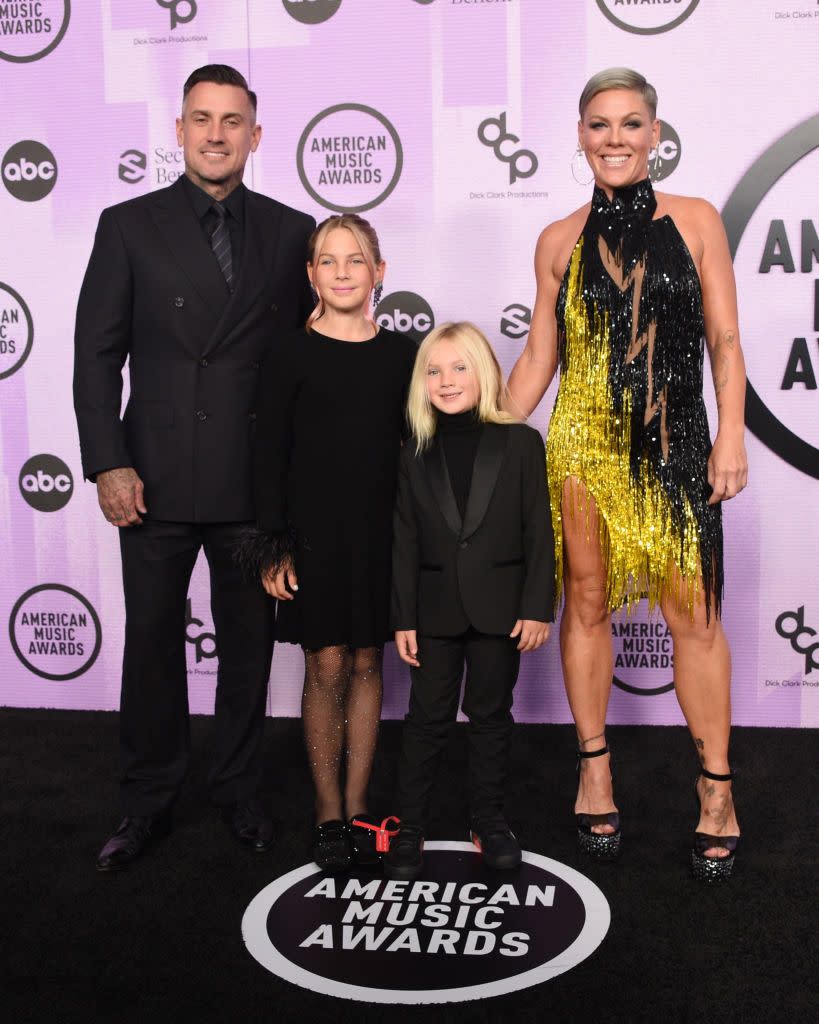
[{"xmin": 182, "ymin": 64, "xmax": 257, "ymax": 118}]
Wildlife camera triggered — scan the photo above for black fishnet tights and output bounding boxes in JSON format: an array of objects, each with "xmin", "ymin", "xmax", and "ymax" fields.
[{"xmin": 301, "ymin": 645, "xmax": 383, "ymax": 824}]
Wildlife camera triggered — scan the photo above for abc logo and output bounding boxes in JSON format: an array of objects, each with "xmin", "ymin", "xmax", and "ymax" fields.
[
  {"xmin": 375, "ymin": 291, "xmax": 435, "ymax": 345},
  {"xmin": 19, "ymin": 455, "xmax": 74, "ymax": 513},
  {"xmin": 2, "ymin": 140, "xmax": 58, "ymax": 202},
  {"xmin": 282, "ymin": 0, "xmax": 343, "ymax": 24},
  {"xmin": 649, "ymin": 122, "xmax": 682, "ymax": 182}
]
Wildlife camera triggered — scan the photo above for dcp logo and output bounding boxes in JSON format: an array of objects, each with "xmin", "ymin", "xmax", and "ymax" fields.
[
  {"xmin": 0, "ymin": 282, "xmax": 34, "ymax": 380},
  {"xmin": 0, "ymin": 0, "xmax": 70, "ymax": 64},
  {"xmin": 595, "ymin": 0, "xmax": 700, "ymax": 35},
  {"xmin": 297, "ymin": 104, "xmax": 403, "ymax": 213},
  {"xmin": 375, "ymin": 291, "xmax": 434, "ymax": 345},
  {"xmin": 156, "ymin": 0, "xmax": 197, "ymax": 30},
  {"xmin": 500, "ymin": 304, "xmax": 531, "ymax": 340},
  {"xmin": 2, "ymin": 141, "xmax": 58, "ymax": 202},
  {"xmin": 19, "ymin": 455, "xmax": 74, "ymax": 513},
  {"xmin": 9, "ymin": 584, "xmax": 102, "ymax": 682},
  {"xmin": 775, "ymin": 607, "xmax": 819, "ymax": 675},
  {"xmin": 478, "ymin": 113, "xmax": 538, "ymax": 185},
  {"xmin": 118, "ymin": 149, "xmax": 147, "ymax": 184},
  {"xmin": 282, "ymin": 0, "xmax": 343, "ymax": 24},
  {"xmin": 649, "ymin": 121, "xmax": 682, "ymax": 182},
  {"xmin": 186, "ymin": 598, "xmax": 217, "ymax": 664}
]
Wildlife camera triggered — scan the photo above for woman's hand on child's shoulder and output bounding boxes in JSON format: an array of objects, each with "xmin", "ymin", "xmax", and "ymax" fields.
[
  {"xmin": 510, "ymin": 619, "xmax": 551, "ymax": 652},
  {"xmin": 395, "ymin": 629, "xmax": 420, "ymax": 667}
]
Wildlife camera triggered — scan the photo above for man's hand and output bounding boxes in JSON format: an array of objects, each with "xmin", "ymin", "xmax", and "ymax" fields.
[
  {"xmin": 96, "ymin": 467, "xmax": 147, "ymax": 527},
  {"xmin": 261, "ymin": 560, "xmax": 298, "ymax": 600},
  {"xmin": 510, "ymin": 619, "xmax": 551, "ymax": 652},
  {"xmin": 395, "ymin": 629, "xmax": 420, "ymax": 667}
]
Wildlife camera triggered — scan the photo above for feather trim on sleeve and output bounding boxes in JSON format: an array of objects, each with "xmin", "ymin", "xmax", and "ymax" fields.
[{"xmin": 233, "ymin": 525, "xmax": 297, "ymax": 580}]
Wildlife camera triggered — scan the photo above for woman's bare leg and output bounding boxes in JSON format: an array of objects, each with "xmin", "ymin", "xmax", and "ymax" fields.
[
  {"xmin": 660, "ymin": 579, "xmax": 740, "ymax": 857},
  {"xmin": 559, "ymin": 478, "xmax": 617, "ymax": 831}
]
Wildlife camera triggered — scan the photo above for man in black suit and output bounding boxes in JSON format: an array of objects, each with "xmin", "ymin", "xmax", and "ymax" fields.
[{"xmin": 74, "ymin": 65, "xmax": 315, "ymax": 870}]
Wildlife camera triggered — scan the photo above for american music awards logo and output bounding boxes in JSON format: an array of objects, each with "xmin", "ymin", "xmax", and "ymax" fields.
[
  {"xmin": 611, "ymin": 601, "xmax": 674, "ymax": 696},
  {"xmin": 722, "ymin": 114, "xmax": 819, "ymax": 479},
  {"xmin": 595, "ymin": 0, "xmax": 700, "ymax": 35},
  {"xmin": 0, "ymin": 0, "xmax": 70, "ymax": 63},
  {"xmin": 297, "ymin": 104, "xmax": 403, "ymax": 214},
  {"xmin": 9, "ymin": 584, "xmax": 102, "ymax": 681},
  {"xmin": 0, "ymin": 282, "xmax": 34, "ymax": 380},
  {"xmin": 243, "ymin": 843, "xmax": 609, "ymax": 1003}
]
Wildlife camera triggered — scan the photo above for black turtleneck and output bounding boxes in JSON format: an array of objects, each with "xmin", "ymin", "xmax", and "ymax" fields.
[{"xmin": 437, "ymin": 408, "xmax": 483, "ymax": 519}]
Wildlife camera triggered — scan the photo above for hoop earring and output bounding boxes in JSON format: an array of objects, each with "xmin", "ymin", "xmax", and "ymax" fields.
[
  {"xmin": 649, "ymin": 144, "xmax": 662, "ymax": 182},
  {"xmin": 372, "ymin": 281, "xmax": 383, "ymax": 308},
  {"xmin": 571, "ymin": 145, "xmax": 594, "ymax": 186}
]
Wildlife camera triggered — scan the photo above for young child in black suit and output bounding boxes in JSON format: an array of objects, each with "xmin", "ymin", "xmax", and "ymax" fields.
[{"xmin": 386, "ymin": 321, "xmax": 555, "ymax": 880}]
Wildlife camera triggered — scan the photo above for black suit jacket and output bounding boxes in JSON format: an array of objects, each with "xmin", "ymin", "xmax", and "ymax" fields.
[
  {"xmin": 391, "ymin": 422, "xmax": 556, "ymax": 636},
  {"xmin": 73, "ymin": 177, "xmax": 315, "ymax": 522}
]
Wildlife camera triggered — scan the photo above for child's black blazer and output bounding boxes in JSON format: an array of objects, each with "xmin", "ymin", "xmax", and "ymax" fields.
[{"xmin": 391, "ymin": 422, "xmax": 556, "ymax": 636}]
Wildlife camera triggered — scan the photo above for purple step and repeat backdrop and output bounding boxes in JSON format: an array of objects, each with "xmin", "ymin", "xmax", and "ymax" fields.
[{"xmin": 1, "ymin": 0, "xmax": 817, "ymax": 727}]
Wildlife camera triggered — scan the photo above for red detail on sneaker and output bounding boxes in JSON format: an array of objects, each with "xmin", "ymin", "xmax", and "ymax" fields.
[
  {"xmin": 471, "ymin": 832, "xmax": 483, "ymax": 853},
  {"xmin": 351, "ymin": 815, "xmax": 401, "ymax": 854}
]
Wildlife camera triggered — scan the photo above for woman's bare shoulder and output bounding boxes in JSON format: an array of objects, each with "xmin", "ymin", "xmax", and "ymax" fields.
[
  {"xmin": 656, "ymin": 190, "xmax": 721, "ymax": 228},
  {"xmin": 535, "ymin": 203, "xmax": 589, "ymax": 279}
]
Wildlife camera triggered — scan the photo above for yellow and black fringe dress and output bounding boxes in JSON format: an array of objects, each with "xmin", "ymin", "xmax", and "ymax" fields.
[{"xmin": 546, "ymin": 178, "xmax": 722, "ymax": 619}]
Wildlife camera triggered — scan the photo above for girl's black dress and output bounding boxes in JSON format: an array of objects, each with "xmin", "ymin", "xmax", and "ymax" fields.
[{"xmin": 252, "ymin": 325, "xmax": 417, "ymax": 649}]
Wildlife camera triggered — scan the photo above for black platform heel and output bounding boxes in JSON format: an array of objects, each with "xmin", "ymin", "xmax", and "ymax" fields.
[
  {"xmin": 692, "ymin": 768, "xmax": 739, "ymax": 883},
  {"xmin": 576, "ymin": 745, "xmax": 621, "ymax": 860}
]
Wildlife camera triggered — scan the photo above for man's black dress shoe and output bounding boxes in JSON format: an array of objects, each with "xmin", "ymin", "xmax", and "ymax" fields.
[
  {"xmin": 96, "ymin": 815, "xmax": 170, "ymax": 872},
  {"xmin": 222, "ymin": 798, "xmax": 274, "ymax": 852}
]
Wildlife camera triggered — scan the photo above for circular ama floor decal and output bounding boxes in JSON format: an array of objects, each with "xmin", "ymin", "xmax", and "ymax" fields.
[{"xmin": 243, "ymin": 841, "xmax": 610, "ymax": 1004}]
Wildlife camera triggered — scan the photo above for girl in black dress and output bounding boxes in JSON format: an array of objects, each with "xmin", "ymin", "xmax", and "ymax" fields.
[{"xmin": 249, "ymin": 215, "xmax": 416, "ymax": 871}]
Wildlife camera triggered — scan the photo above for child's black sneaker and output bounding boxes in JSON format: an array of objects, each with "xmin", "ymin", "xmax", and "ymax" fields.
[
  {"xmin": 313, "ymin": 819, "xmax": 351, "ymax": 873},
  {"xmin": 348, "ymin": 814, "xmax": 381, "ymax": 867},
  {"xmin": 471, "ymin": 819, "xmax": 522, "ymax": 870},
  {"xmin": 383, "ymin": 824, "xmax": 424, "ymax": 880}
]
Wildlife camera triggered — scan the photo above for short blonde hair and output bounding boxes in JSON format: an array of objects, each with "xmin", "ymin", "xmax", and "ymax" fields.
[
  {"xmin": 406, "ymin": 321, "xmax": 518, "ymax": 453},
  {"xmin": 579, "ymin": 67, "xmax": 658, "ymax": 120},
  {"xmin": 306, "ymin": 214, "xmax": 383, "ymax": 331}
]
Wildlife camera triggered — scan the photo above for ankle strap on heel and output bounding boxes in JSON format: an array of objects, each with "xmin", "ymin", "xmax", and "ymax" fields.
[
  {"xmin": 578, "ymin": 744, "xmax": 610, "ymax": 760},
  {"xmin": 700, "ymin": 767, "xmax": 734, "ymax": 782}
]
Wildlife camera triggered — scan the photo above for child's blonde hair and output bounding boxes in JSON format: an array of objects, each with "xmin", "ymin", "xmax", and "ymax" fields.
[{"xmin": 406, "ymin": 321, "xmax": 518, "ymax": 452}]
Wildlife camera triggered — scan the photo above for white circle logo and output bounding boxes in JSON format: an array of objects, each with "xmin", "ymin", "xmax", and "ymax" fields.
[
  {"xmin": 297, "ymin": 104, "xmax": 403, "ymax": 213},
  {"xmin": 243, "ymin": 842, "xmax": 610, "ymax": 1004}
]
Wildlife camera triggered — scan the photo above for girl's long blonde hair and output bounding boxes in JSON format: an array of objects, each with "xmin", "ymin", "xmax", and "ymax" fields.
[
  {"xmin": 305, "ymin": 214, "xmax": 382, "ymax": 332},
  {"xmin": 406, "ymin": 321, "xmax": 518, "ymax": 453}
]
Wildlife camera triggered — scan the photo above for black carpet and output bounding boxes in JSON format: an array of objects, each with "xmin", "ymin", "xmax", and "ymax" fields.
[{"xmin": 1, "ymin": 708, "xmax": 816, "ymax": 1024}]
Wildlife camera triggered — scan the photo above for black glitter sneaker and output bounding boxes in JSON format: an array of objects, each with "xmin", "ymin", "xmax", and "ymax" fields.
[{"xmin": 312, "ymin": 819, "xmax": 351, "ymax": 873}]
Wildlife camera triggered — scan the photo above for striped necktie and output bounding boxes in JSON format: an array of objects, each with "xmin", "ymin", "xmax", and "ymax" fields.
[{"xmin": 210, "ymin": 202, "xmax": 234, "ymax": 292}]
